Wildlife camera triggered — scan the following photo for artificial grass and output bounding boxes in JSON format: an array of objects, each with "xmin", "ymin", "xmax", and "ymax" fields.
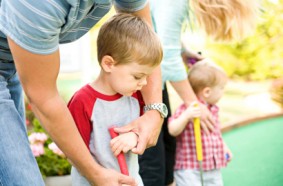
[{"xmin": 222, "ymin": 116, "xmax": 283, "ymax": 186}]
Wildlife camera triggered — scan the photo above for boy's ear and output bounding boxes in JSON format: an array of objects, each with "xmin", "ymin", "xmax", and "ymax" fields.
[
  {"xmin": 101, "ymin": 55, "xmax": 115, "ymax": 72},
  {"xmin": 202, "ymin": 87, "xmax": 211, "ymax": 98}
]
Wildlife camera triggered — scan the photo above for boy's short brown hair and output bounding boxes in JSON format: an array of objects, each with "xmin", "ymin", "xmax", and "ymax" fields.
[
  {"xmin": 97, "ymin": 13, "xmax": 163, "ymax": 67},
  {"xmin": 188, "ymin": 59, "xmax": 228, "ymax": 94}
]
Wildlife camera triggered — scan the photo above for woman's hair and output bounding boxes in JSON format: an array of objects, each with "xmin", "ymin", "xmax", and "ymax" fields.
[
  {"xmin": 190, "ymin": 0, "xmax": 259, "ymax": 41},
  {"xmin": 188, "ymin": 59, "xmax": 228, "ymax": 94},
  {"xmin": 97, "ymin": 13, "xmax": 163, "ymax": 67}
]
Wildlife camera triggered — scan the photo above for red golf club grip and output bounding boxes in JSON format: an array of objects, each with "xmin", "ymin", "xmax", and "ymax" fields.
[{"xmin": 108, "ymin": 127, "xmax": 129, "ymax": 175}]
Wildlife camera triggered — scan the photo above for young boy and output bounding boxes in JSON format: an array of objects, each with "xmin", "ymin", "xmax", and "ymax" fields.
[
  {"xmin": 168, "ymin": 60, "xmax": 233, "ymax": 186},
  {"xmin": 67, "ymin": 13, "xmax": 163, "ymax": 186}
]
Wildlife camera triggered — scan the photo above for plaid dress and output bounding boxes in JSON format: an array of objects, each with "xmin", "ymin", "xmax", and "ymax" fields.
[{"xmin": 169, "ymin": 104, "xmax": 227, "ymax": 171}]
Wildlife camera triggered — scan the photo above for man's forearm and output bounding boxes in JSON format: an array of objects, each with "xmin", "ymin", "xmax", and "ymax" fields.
[
  {"xmin": 31, "ymin": 95, "xmax": 102, "ymax": 183},
  {"xmin": 141, "ymin": 66, "xmax": 162, "ymax": 104}
]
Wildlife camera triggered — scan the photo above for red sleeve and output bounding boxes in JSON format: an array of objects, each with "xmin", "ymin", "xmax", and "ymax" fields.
[
  {"xmin": 133, "ymin": 91, "xmax": 145, "ymax": 116},
  {"xmin": 67, "ymin": 92, "xmax": 94, "ymax": 150}
]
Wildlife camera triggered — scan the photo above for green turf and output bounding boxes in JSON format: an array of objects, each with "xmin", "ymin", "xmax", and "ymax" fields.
[{"xmin": 222, "ymin": 116, "xmax": 283, "ymax": 186}]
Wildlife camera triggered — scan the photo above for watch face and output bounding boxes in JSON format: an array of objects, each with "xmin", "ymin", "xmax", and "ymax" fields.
[
  {"xmin": 143, "ymin": 103, "xmax": 168, "ymax": 118},
  {"xmin": 161, "ymin": 104, "xmax": 168, "ymax": 117}
]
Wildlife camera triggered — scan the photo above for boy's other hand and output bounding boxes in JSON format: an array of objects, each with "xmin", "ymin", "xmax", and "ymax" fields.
[
  {"xmin": 224, "ymin": 146, "xmax": 233, "ymax": 163},
  {"xmin": 184, "ymin": 102, "xmax": 201, "ymax": 119}
]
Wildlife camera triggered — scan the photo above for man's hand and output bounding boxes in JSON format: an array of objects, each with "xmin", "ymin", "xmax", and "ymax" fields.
[
  {"xmin": 199, "ymin": 103, "xmax": 215, "ymax": 134},
  {"xmin": 114, "ymin": 110, "xmax": 163, "ymax": 154},
  {"xmin": 91, "ymin": 167, "xmax": 137, "ymax": 186}
]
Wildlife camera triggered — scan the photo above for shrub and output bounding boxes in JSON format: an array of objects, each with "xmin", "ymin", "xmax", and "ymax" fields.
[{"xmin": 26, "ymin": 102, "xmax": 72, "ymax": 178}]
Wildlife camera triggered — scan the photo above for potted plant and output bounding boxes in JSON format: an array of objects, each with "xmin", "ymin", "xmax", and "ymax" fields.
[{"xmin": 26, "ymin": 102, "xmax": 72, "ymax": 186}]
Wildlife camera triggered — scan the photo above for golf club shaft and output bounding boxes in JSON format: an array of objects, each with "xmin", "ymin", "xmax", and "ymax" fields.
[{"xmin": 108, "ymin": 127, "xmax": 129, "ymax": 175}]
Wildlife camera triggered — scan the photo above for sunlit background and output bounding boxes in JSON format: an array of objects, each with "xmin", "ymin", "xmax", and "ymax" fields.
[
  {"xmin": 58, "ymin": 0, "xmax": 283, "ymax": 123},
  {"xmin": 42, "ymin": 0, "xmax": 283, "ymax": 185}
]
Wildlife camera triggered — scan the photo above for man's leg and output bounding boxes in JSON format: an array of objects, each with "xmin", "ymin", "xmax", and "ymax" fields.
[
  {"xmin": 139, "ymin": 84, "xmax": 175, "ymax": 186},
  {"xmin": 0, "ymin": 62, "xmax": 44, "ymax": 185},
  {"xmin": 139, "ymin": 131, "xmax": 165, "ymax": 186},
  {"xmin": 162, "ymin": 84, "xmax": 176, "ymax": 186}
]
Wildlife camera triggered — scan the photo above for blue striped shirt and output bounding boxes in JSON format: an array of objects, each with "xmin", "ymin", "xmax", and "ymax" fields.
[{"xmin": 0, "ymin": 0, "xmax": 147, "ymax": 58}]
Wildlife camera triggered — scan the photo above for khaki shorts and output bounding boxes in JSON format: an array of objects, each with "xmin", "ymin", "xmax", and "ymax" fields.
[{"xmin": 174, "ymin": 169, "xmax": 223, "ymax": 186}]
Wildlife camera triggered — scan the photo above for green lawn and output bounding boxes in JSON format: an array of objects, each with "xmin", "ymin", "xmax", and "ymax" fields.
[{"xmin": 222, "ymin": 116, "xmax": 283, "ymax": 186}]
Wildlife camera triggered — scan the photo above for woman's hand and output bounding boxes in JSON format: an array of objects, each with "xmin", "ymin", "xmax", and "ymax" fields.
[
  {"xmin": 199, "ymin": 103, "xmax": 215, "ymax": 134},
  {"xmin": 181, "ymin": 48, "xmax": 204, "ymax": 68}
]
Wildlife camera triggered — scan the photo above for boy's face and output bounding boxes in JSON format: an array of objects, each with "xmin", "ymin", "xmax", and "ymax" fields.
[
  {"xmin": 109, "ymin": 62, "xmax": 156, "ymax": 96},
  {"xmin": 205, "ymin": 83, "xmax": 226, "ymax": 105}
]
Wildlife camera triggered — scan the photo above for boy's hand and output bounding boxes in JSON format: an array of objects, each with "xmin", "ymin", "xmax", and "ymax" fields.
[
  {"xmin": 110, "ymin": 132, "xmax": 138, "ymax": 156},
  {"xmin": 114, "ymin": 110, "xmax": 163, "ymax": 154},
  {"xmin": 184, "ymin": 102, "xmax": 201, "ymax": 119}
]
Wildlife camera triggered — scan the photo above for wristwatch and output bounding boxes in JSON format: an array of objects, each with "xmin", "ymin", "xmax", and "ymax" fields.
[{"xmin": 143, "ymin": 103, "xmax": 168, "ymax": 118}]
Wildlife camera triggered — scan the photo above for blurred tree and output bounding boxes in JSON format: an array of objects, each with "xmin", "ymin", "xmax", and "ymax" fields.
[
  {"xmin": 205, "ymin": 0, "xmax": 283, "ymax": 80},
  {"xmin": 270, "ymin": 77, "xmax": 283, "ymax": 109}
]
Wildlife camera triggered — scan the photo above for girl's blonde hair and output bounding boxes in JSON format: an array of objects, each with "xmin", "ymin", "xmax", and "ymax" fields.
[{"xmin": 190, "ymin": 0, "xmax": 259, "ymax": 41}]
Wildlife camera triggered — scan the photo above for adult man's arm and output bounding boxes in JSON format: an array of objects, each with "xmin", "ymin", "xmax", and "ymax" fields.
[{"xmin": 8, "ymin": 38, "xmax": 137, "ymax": 186}]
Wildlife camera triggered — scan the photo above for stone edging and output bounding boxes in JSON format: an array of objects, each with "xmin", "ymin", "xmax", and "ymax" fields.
[{"xmin": 221, "ymin": 112, "xmax": 283, "ymax": 133}]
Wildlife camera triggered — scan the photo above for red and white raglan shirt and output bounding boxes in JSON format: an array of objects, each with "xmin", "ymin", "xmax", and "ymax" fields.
[
  {"xmin": 169, "ymin": 103, "xmax": 227, "ymax": 172},
  {"xmin": 68, "ymin": 84, "xmax": 144, "ymax": 186}
]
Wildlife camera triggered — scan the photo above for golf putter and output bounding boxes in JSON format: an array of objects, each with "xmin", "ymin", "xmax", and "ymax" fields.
[
  {"xmin": 108, "ymin": 127, "xmax": 129, "ymax": 175},
  {"xmin": 193, "ymin": 103, "xmax": 204, "ymax": 186}
]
